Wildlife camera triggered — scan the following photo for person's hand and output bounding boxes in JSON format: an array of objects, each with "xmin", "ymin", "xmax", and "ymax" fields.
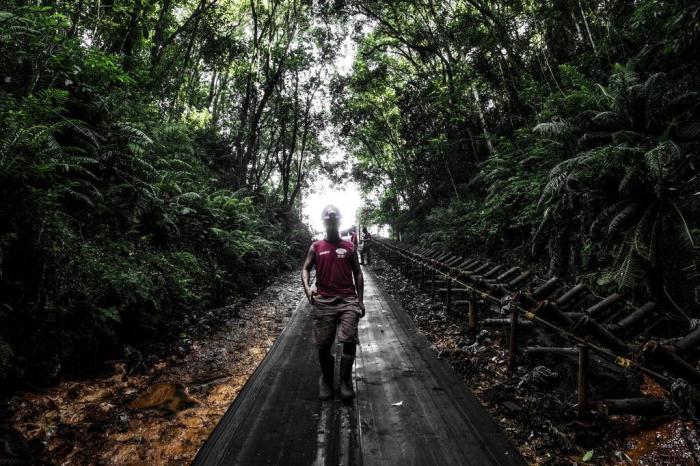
[
  {"xmin": 305, "ymin": 287, "xmax": 315, "ymax": 305},
  {"xmin": 358, "ymin": 301, "xmax": 366, "ymax": 318}
]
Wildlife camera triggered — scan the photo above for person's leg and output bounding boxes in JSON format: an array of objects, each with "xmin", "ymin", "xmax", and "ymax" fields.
[
  {"xmin": 336, "ymin": 301, "xmax": 361, "ymax": 401},
  {"xmin": 339, "ymin": 341, "xmax": 357, "ymax": 400},
  {"xmin": 318, "ymin": 342, "xmax": 334, "ymax": 400},
  {"xmin": 312, "ymin": 297, "xmax": 340, "ymax": 400}
]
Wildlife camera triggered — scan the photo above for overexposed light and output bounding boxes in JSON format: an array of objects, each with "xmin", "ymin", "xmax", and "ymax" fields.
[{"xmin": 304, "ymin": 184, "xmax": 362, "ymax": 239}]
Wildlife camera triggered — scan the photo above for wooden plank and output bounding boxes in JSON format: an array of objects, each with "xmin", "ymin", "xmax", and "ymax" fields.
[
  {"xmin": 356, "ymin": 271, "xmax": 525, "ymax": 466},
  {"xmin": 191, "ymin": 299, "xmax": 357, "ymax": 466},
  {"xmin": 193, "ymin": 269, "xmax": 525, "ymax": 466}
]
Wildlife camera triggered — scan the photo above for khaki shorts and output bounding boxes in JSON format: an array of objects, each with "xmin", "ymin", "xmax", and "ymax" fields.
[{"xmin": 311, "ymin": 294, "xmax": 362, "ymax": 347}]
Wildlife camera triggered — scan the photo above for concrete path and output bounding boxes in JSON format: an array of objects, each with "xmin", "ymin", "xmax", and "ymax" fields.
[{"xmin": 191, "ymin": 268, "xmax": 525, "ymax": 466}]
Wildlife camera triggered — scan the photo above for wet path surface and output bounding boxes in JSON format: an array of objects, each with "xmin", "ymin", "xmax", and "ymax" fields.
[
  {"xmin": 4, "ymin": 270, "xmax": 306, "ymax": 465},
  {"xmin": 193, "ymin": 268, "xmax": 525, "ymax": 466}
]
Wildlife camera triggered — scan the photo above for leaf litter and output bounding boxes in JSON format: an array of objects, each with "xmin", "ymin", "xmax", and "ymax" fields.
[
  {"xmin": 370, "ymin": 257, "xmax": 700, "ymax": 466},
  {"xmin": 1, "ymin": 270, "xmax": 306, "ymax": 465}
]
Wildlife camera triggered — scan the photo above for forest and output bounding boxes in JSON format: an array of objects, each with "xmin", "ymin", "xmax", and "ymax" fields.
[
  {"xmin": 0, "ymin": 0, "xmax": 341, "ymax": 388},
  {"xmin": 0, "ymin": 0, "xmax": 699, "ymax": 463},
  {"xmin": 341, "ymin": 0, "xmax": 700, "ymax": 312}
]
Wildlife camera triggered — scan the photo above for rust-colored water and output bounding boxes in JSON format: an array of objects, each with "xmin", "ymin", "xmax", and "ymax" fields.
[{"xmin": 624, "ymin": 419, "xmax": 700, "ymax": 465}]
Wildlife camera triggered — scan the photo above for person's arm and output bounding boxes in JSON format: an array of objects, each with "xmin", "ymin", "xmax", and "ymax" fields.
[
  {"xmin": 301, "ymin": 244, "xmax": 316, "ymax": 304},
  {"xmin": 350, "ymin": 248, "xmax": 365, "ymax": 317}
]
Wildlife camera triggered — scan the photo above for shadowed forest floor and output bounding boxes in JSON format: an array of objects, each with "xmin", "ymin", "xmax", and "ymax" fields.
[
  {"xmin": 369, "ymin": 257, "xmax": 700, "ymax": 466},
  {"xmin": 2, "ymin": 264, "xmax": 699, "ymax": 465},
  {"xmin": 2, "ymin": 271, "xmax": 305, "ymax": 466}
]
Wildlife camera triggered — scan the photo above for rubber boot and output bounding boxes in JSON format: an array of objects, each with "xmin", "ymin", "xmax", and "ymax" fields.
[
  {"xmin": 339, "ymin": 355, "xmax": 355, "ymax": 401},
  {"xmin": 319, "ymin": 354, "xmax": 334, "ymax": 400}
]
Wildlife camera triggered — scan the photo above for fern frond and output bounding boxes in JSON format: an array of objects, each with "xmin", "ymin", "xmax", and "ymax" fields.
[
  {"xmin": 117, "ymin": 123, "xmax": 154, "ymax": 145},
  {"xmin": 644, "ymin": 141, "xmax": 680, "ymax": 179},
  {"xmin": 532, "ymin": 206, "xmax": 554, "ymax": 256},
  {"xmin": 642, "ymin": 72, "xmax": 666, "ymax": 100},
  {"xmin": 99, "ymin": 150, "xmax": 126, "ymax": 162},
  {"xmin": 616, "ymin": 244, "xmax": 645, "ymax": 289},
  {"xmin": 537, "ymin": 172, "xmax": 567, "ymax": 209},
  {"xmin": 675, "ymin": 122, "xmax": 700, "ymax": 141},
  {"xmin": 608, "ymin": 203, "xmax": 639, "ymax": 237},
  {"xmin": 129, "ymin": 155, "xmax": 157, "ymax": 177},
  {"xmin": 70, "ymin": 123, "xmax": 101, "ymax": 147},
  {"xmin": 590, "ymin": 201, "xmax": 627, "ymax": 236},
  {"xmin": 173, "ymin": 192, "xmax": 203, "ymax": 204},
  {"xmin": 592, "ymin": 111, "xmax": 623, "ymax": 128},
  {"xmin": 666, "ymin": 92, "xmax": 700, "ymax": 114},
  {"xmin": 670, "ymin": 202, "xmax": 695, "ymax": 250},
  {"xmin": 632, "ymin": 206, "xmax": 654, "ymax": 259},
  {"xmin": 618, "ymin": 166, "xmax": 641, "ymax": 196},
  {"xmin": 533, "ymin": 120, "xmax": 569, "ymax": 138},
  {"xmin": 579, "ymin": 131, "xmax": 613, "ymax": 147},
  {"xmin": 64, "ymin": 188, "xmax": 96, "ymax": 207},
  {"xmin": 612, "ymin": 130, "xmax": 643, "ymax": 145}
]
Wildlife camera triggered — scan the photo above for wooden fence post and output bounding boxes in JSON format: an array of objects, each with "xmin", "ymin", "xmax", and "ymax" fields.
[
  {"xmin": 446, "ymin": 276, "xmax": 452, "ymax": 313},
  {"xmin": 508, "ymin": 308, "xmax": 519, "ymax": 371},
  {"xmin": 468, "ymin": 299, "xmax": 478, "ymax": 339},
  {"xmin": 577, "ymin": 343, "xmax": 589, "ymax": 417}
]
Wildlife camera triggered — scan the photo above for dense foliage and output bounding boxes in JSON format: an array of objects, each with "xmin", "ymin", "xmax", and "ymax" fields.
[
  {"xmin": 336, "ymin": 0, "xmax": 700, "ymax": 313},
  {"xmin": 0, "ymin": 0, "xmax": 344, "ymax": 388},
  {"xmin": 2, "ymin": 0, "xmax": 699, "ymax": 389}
]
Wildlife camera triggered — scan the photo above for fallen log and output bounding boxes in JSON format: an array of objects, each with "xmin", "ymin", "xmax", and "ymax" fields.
[
  {"xmin": 507, "ymin": 271, "xmax": 533, "ymax": 290},
  {"xmin": 532, "ymin": 277, "xmax": 561, "ymax": 299},
  {"xmin": 594, "ymin": 398, "xmax": 670, "ymax": 416},
  {"xmin": 575, "ymin": 316, "xmax": 631, "ymax": 355},
  {"xmin": 642, "ymin": 342, "xmax": 700, "ymax": 384},
  {"xmin": 525, "ymin": 346, "xmax": 578, "ymax": 357},
  {"xmin": 555, "ymin": 284, "xmax": 587, "ymax": 307},
  {"xmin": 584, "ymin": 293, "xmax": 624, "ymax": 318},
  {"xmin": 673, "ymin": 327, "xmax": 700, "ymax": 355},
  {"xmin": 461, "ymin": 259, "xmax": 482, "ymax": 271},
  {"xmin": 515, "ymin": 293, "xmax": 574, "ymax": 327},
  {"xmin": 497, "ymin": 267, "xmax": 520, "ymax": 283},
  {"xmin": 482, "ymin": 265, "xmax": 504, "ymax": 279},
  {"xmin": 473, "ymin": 263, "xmax": 492, "ymax": 274},
  {"xmin": 483, "ymin": 318, "xmax": 534, "ymax": 327},
  {"xmin": 605, "ymin": 302, "xmax": 657, "ymax": 334}
]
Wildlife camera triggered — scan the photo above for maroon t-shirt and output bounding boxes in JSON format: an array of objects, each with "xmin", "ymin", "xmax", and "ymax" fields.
[{"xmin": 313, "ymin": 239, "xmax": 357, "ymax": 297}]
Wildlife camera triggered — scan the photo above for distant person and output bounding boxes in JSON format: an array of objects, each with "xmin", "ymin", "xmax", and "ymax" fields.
[
  {"xmin": 360, "ymin": 227, "xmax": 372, "ymax": 265},
  {"xmin": 302, "ymin": 206, "xmax": 365, "ymax": 401},
  {"xmin": 349, "ymin": 226, "xmax": 358, "ymax": 248}
]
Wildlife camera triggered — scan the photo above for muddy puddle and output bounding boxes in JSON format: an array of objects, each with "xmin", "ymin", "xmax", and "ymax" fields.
[{"xmin": 2, "ymin": 270, "xmax": 305, "ymax": 465}]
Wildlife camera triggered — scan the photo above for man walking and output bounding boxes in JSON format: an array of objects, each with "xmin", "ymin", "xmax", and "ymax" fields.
[
  {"xmin": 302, "ymin": 205, "xmax": 365, "ymax": 401},
  {"xmin": 360, "ymin": 226, "xmax": 372, "ymax": 265}
]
